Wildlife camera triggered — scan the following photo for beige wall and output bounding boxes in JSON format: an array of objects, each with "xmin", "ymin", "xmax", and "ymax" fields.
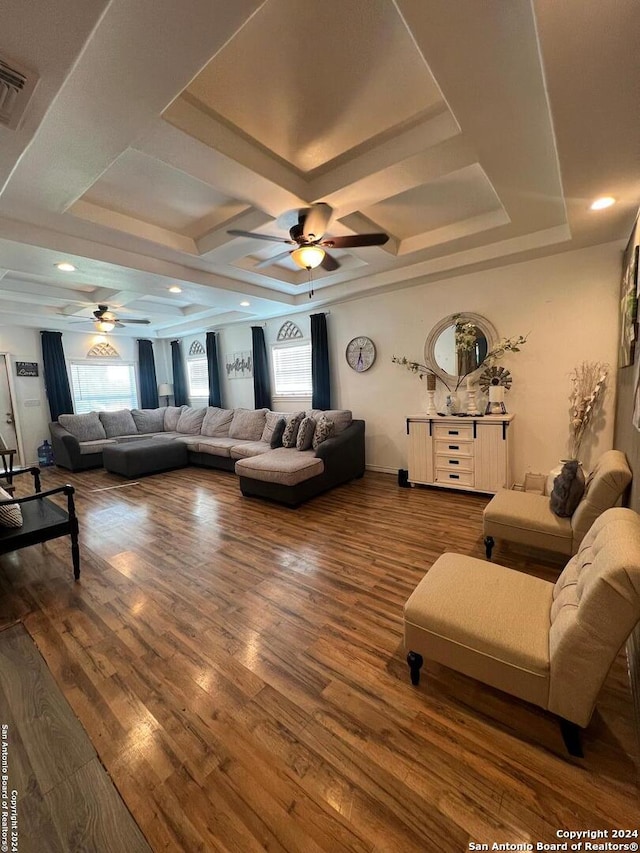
[{"xmin": 190, "ymin": 240, "xmax": 623, "ymax": 483}]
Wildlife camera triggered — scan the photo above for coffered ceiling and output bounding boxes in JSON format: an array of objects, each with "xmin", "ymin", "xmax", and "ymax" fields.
[{"xmin": 0, "ymin": 0, "xmax": 638, "ymax": 338}]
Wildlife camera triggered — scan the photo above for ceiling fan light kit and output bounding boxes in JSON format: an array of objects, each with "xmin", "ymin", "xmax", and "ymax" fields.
[
  {"xmin": 95, "ymin": 319, "xmax": 115, "ymax": 333},
  {"xmin": 291, "ymin": 245, "xmax": 325, "ymax": 270},
  {"xmin": 228, "ymin": 202, "xmax": 389, "ymax": 277}
]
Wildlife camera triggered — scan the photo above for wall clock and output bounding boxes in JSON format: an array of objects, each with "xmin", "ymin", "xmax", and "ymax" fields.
[{"xmin": 346, "ymin": 336, "xmax": 376, "ymax": 372}]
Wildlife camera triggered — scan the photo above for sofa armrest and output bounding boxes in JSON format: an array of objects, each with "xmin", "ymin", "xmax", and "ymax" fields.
[
  {"xmin": 49, "ymin": 422, "xmax": 81, "ymax": 470},
  {"xmin": 315, "ymin": 419, "xmax": 365, "ymax": 479}
]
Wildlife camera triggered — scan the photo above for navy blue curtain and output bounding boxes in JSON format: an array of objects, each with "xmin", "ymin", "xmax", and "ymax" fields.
[
  {"xmin": 206, "ymin": 331, "xmax": 222, "ymax": 407},
  {"xmin": 41, "ymin": 331, "xmax": 73, "ymax": 421},
  {"xmin": 170, "ymin": 340, "xmax": 189, "ymax": 406},
  {"xmin": 251, "ymin": 326, "xmax": 272, "ymax": 409},
  {"xmin": 311, "ymin": 313, "xmax": 331, "ymax": 410},
  {"xmin": 138, "ymin": 339, "xmax": 159, "ymax": 409}
]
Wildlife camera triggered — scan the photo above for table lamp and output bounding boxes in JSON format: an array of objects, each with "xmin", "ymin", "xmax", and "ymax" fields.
[{"xmin": 158, "ymin": 383, "xmax": 172, "ymax": 406}]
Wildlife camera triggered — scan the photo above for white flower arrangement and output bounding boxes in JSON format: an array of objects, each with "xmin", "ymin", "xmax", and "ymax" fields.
[{"xmin": 568, "ymin": 361, "xmax": 608, "ymax": 459}]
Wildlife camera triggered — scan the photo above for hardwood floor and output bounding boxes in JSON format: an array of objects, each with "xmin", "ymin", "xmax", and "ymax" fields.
[{"xmin": 0, "ymin": 466, "xmax": 637, "ymax": 852}]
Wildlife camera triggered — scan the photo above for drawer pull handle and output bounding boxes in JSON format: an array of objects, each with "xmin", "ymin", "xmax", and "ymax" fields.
[
  {"xmin": 448, "ymin": 445, "xmax": 459, "ymax": 450},
  {"xmin": 448, "ymin": 430, "xmax": 459, "ymax": 435},
  {"xmin": 449, "ymin": 459, "xmax": 459, "ymax": 465},
  {"xmin": 449, "ymin": 473, "xmax": 460, "ymax": 480}
]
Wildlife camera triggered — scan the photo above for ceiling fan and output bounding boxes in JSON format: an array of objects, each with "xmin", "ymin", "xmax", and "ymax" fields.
[
  {"xmin": 228, "ymin": 203, "xmax": 389, "ymax": 272},
  {"xmin": 67, "ymin": 305, "xmax": 151, "ymax": 333}
]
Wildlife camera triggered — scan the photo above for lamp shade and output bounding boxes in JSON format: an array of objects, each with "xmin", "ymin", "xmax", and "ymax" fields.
[
  {"xmin": 291, "ymin": 245, "xmax": 325, "ymax": 270},
  {"xmin": 158, "ymin": 383, "xmax": 172, "ymax": 397},
  {"xmin": 95, "ymin": 320, "xmax": 115, "ymax": 333}
]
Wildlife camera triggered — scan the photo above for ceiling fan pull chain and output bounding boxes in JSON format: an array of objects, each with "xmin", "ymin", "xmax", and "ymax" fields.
[{"xmin": 308, "ymin": 268, "xmax": 314, "ymax": 299}]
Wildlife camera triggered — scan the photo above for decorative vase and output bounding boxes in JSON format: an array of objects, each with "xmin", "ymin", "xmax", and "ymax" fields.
[
  {"xmin": 425, "ymin": 390, "xmax": 437, "ymax": 416},
  {"xmin": 545, "ymin": 459, "xmax": 583, "ymax": 496},
  {"xmin": 446, "ymin": 392, "xmax": 459, "ymax": 414},
  {"xmin": 485, "ymin": 384, "xmax": 507, "ymax": 414}
]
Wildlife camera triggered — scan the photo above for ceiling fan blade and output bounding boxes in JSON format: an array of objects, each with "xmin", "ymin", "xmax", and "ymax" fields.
[
  {"xmin": 227, "ymin": 229, "xmax": 292, "ymax": 244},
  {"xmin": 255, "ymin": 250, "xmax": 292, "ymax": 269},
  {"xmin": 118, "ymin": 318, "xmax": 151, "ymax": 324},
  {"xmin": 322, "ymin": 233, "xmax": 389, "ymax": 249},
  {"xmin": 320, "ymin": 252, "xmax": 340, "ymax": 272},
  {"xmin": 302, "ymin": 203, "xmax": 333, "ymax": 241}
]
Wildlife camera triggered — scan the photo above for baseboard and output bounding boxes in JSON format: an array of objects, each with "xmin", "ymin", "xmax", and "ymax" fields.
[{"xmin": 365, "ymin": 464, "xmax": 398, "ymax": 475}]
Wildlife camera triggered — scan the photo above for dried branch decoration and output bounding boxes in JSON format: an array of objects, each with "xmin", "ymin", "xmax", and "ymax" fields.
[{"xmin": 568, "ymin": 361, "xmax": 608, "ymax": 459}]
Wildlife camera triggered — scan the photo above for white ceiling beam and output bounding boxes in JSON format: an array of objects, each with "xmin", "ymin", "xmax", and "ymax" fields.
[{"xmin": 196, "ymin": 208, "xmax": 273, "ymax": 256}]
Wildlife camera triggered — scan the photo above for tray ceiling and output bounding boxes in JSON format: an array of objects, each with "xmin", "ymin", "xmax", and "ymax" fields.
[{"xmin": 0, "ymin": 0, "xmax": 638, "ymax": 337}]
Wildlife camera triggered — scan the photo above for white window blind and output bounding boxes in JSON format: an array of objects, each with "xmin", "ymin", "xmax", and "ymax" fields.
[
  {"xmin": 69, "ymin": 362, "xmax": 138, "ymax": 413},
  {"xmin": 187, "ymin": 357, "xmax": 209, "ymax": 398},
  {"xmin": 271, "ymin": 341, "xmax": 312, "ymax": 396}
]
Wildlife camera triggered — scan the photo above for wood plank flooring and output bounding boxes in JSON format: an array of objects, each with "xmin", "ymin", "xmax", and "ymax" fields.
[
  {"xmin": 0, "ymin": 466, "xmax": 637, "ymax": 852},
  {"xmin": 0, "ymin": 623, "xmax": 151, "ymax": 852}
]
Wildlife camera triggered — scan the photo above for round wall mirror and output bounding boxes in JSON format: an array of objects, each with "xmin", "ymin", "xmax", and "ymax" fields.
[{"xmin": 424, "ymin": 313, "xmax": 498, "ymax": 386}]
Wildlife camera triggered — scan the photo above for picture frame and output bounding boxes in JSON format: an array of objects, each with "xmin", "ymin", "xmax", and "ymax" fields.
[{"xmin": 618, "ymin": 226, "xmax": 639, "ymax": 368}]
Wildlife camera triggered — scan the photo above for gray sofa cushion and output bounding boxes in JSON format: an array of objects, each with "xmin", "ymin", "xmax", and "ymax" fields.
[
  {"xmin": 164, "ymin": 406, "xmax": 186, "ymax": 431},
  {"xmin": 230, "ymin": 441, "xmax": 272, "ymax": 460},
  {"xmin": 235, "ymin": 448, "xmax": 324, "ymax": 486},
  {"xmin": 312, "ymin": 415, "xmax": 334, "ymax": 450},
  {"xmin": 282, "ymin": 412, "xmax": 304, "ymax": 448},
  {"xmin": 201, "ymin": 407, "xmax": 234, "ymax": 437},
  {"xmin": 271, "ymin": 418, "xmax": 286, "ymax": 449},
  {"xmin": 261, "ymin": 411, "xmax": 289, "ymax": 444},
  {"xmin": 196, "ymin": 437, "xmax": 238, "ymax": 458},
  {"xmin": 59, "ymin": 412, "xmax": 106, "ymax": 441},
  {"xmin": 99, "ymin": 409, "xmax": 138, "ymax": 438},
  {"xmin": 176, "ymin": 407, "xmax": 206, "ymax": 434},
  {"xmin": 229, "ymin": 408, "xmax": 268, "ymax": 441},
  {"xmin": 307, "ymin": 409, "xmax": 352, "ymax": 435},
  {"xmin": 0, "ymin": 485, "xmax": 23, "ymax": 528},
  {"xmin": 79, "ymin": 438, "xmax": 118, "ymax": 454},
  {"xmin": 296, "ymin": 416, "xmax": 316, "ymax": 451},
  {"xmin": 131, "ymin": 408, "xmax": 165, "ymax": 434}
]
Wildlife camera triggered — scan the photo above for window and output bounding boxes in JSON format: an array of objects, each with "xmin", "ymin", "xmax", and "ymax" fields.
[
  {"xmin": 187, "ymin": 357, "xmax": 209, "ymax": 398},
  {"xmin": 69, "ymin": 362, "xmax": 138, "ymax": 413},
  {"xmin": 271, "ymin": 341, "xmax": 312, "ymax": 397}
]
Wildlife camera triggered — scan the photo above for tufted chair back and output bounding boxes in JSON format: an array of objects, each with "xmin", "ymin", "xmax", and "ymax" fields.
[
  {"xmin": 549, "ymin": 507, "xmax": 640, "ymax": 726},
  {"xmin": 570, "ymin": 450, "xmax": 632, "ymax": 550}
]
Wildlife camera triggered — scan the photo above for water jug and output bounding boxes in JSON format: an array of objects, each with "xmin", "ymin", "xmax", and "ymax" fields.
[{"xmin": 37, "ymin": 440, "xmax": 54, "ymax": 467}]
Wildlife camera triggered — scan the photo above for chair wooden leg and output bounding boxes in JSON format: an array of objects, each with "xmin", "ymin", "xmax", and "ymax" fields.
[
  {"xmin": 407, "ymin": 651, "xmax": 423, "ymax": 686},
  {"xmin": 559, "ymin": 718, "xmax": 583, "ymax": 757},
  {"xmin": 67, "ymin": 489, "xmax": 80, "ymax": 580},
  {"xmin": 484, "ymin": 536, "xmax": 494, "ymax": 559}
]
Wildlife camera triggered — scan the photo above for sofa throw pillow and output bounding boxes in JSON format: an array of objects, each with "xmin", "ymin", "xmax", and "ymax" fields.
[
  {"xmin": 261, "ymin": 411, "xmax": 289, "ymax": 444},
  {"xmin": 550, "ymin": 460, "xmax": 586, "ymax": 517},
  {"xmin": 0, "ymin": 486, "xmax": 22, "ymax": 528},
  {"xmin": 307, "ymin": 409, "xmax": 352, "ymax": 435},
  {"xmin": 229, "ymin": 408, "xmax": 268, "ymax": 441},
  {"xmin": 296, "ymin": 416, "xmax": 316, "ymax": 451},
  {"xmin": 201, "ymin": 407, "xmax": 234, "ymax": 437},
  {"xmin": 312, "ymin": 415, "xmax": 335, "ymax": 450},
  {"xmin": 281, "ymin": 412, "xmax": 304, "ymax": 448},
  {"xmin": 270, "ymin": 418, "xmax": 287, "ymax": 449},
  {"xmin": 176, "ymin": 407, "xmax": 206, "ymax": 435},
  {"xmin": 99, "ymin": 409, "xmax": 138, "ymax": 438},
  {"xmin": 164, "ymin": 405, "xmax": 186, "ymax": 431},
  {"xmin": 131, "ymin": 408, "xmax": 166, "ymax": 434},
  {"xmin": 59, "ymin": 412, "xmax": 106, "ymax": 442}
]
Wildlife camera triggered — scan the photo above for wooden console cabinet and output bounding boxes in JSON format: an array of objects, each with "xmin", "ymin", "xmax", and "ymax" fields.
[{"xmin": 406, "ymin": 414, "xmax": 514, "ymax": 494}]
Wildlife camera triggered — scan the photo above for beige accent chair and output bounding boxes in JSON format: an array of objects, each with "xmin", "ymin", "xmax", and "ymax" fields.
[
  {"xmin": 483, "ymin": 450, "xmax": 631, "ymax": 559},
  {"xmin": 404, "ymin": 507, "xmax": 640, "ymax": 755}
]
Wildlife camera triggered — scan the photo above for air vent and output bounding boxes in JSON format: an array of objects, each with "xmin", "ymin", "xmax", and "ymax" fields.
[{"xmin": 0, "ymin": 55, "xmax": 38, "ymax": 130}]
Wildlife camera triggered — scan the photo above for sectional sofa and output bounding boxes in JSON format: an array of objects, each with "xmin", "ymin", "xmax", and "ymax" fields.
[{"xmin": 49, "ymin": 405, "xmax": 365, "ymax": 506}]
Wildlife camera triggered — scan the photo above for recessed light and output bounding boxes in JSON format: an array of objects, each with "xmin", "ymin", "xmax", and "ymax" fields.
[
  {"xmin": 56, "ymin": 262, "xmax": 76, "ymax": 272},
  {"xmin": 590, "ymin": 196, "xmax": 616, "ymax": 211},
  {"xmin": 169, "ymin": 286, "xmax": 182, "ymax": 293},
  {"xmin": 240, "ymin": 301, "xmax": 250, "ymax": 307}
]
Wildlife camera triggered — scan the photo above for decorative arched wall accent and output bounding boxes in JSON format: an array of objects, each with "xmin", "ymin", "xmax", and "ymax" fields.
[
  {"xmin": 277, "ymin": 321, "xmax": 303, "ymax": 341},
  {"xmin": 189, "ymin": 340, "xmax": 205, "ymax": 356},
  {"xmin": 87, "ymin": 342, "xmax": 119, "ymax": 358}
]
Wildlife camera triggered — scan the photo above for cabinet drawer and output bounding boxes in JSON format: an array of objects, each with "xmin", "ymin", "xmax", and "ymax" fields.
[
  {"xmin": 434, "ymin": 439, "xmax": 473, "ymax": 457},
  {"xmin": 433, "ymin": 423, "xmax": 474, "ymax": 441},
  {"xmin": 435, "ymin": 454, "xmax": 474, "ymax": 473},
  {"xmin": 435, "ymin": 468, "xmax": 474, "ymax": 487}
]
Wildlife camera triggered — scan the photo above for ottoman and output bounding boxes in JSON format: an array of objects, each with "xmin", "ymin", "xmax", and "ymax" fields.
[{"xmin": 103, "ymin": 439, "xmax": 188, "ymax": 478}]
